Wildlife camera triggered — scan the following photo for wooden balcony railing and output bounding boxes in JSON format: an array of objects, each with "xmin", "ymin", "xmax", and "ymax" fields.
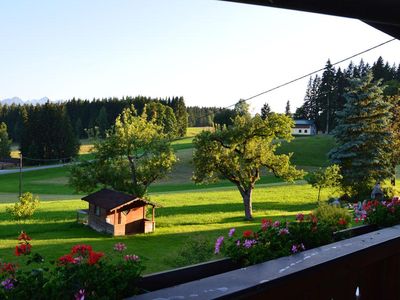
[{"xmin": 129, "ymin": 225, "xmax": 400, "ymax": 300}]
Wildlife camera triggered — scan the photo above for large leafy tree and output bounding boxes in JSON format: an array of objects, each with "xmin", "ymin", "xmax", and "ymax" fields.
[
  {"xmin": 329, "ymin": 72, "xmax": 394, "ymax": 198},
  {"xmin": 0, "ymin": 122, "xmax": 12, "ymax": 158},
  {"xmin": 192, "ymin": 114, "xmax": 304, "ymax": 220},
  {"xmin": 69, "ymin": 105, "xmax": 176, "ymax": 197}
]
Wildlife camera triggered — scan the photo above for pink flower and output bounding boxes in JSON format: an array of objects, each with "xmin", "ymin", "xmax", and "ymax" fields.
[
  {"xmin": 236, "ymin": 240, "xmax": 241, "ymax": 247},
  {"xmin": 296, "ymin": 213, "xmax": 304, "ymax": 222},
  {"xmin": 214, "ymin": 236, "xmax": 224, "ymax": 254},
  {"xmin": 273, "ymin": 220, "xmax": 281, "ymax": 228},
  {"xmin": 278, "ymin": 228, "xmax": 289, "ymax": 235},
  {"xmin": 291, "ymin": 243, "xmax": 305, "ymax": 254},
  {"xmin": 228, "ymin": 228, "xmax": 235, "ymax": 238},
  {"xmin": 74, "ymin": 289, "xmax": 85, "ymax": 300},
  {"xmin": 124, "ymin": 254, "xmax": 140, "ymax": 262},
  {"xmin": 261, "ymin": 219, "xmax": 272, "ymax": 231},
  {"xmin": 113, "ymin": 242, "xmax": 127, "ymax": 252}
]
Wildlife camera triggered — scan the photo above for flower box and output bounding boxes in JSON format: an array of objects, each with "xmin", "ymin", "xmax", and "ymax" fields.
[{"xmin": 130, "ymin": 224, "xmax": 400, "ymax": 299}]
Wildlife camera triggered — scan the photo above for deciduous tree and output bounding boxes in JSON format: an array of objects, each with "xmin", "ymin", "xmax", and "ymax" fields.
[
  {"xmin": 192, "ymin": 114, "xmax": 304, "ymax": 220},
  {"xmin": 69, "ymin": 105, "xmax": 176, "ymax": 197}
]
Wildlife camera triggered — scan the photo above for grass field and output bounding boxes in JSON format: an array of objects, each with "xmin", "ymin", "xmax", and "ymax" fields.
[
  {"xmin": 0, "ymin": 183, "xmax": 334, "ymax": 273},
  {"xmin": 0, "ymin": 131, "xmax": 340, "ymax": 274}
]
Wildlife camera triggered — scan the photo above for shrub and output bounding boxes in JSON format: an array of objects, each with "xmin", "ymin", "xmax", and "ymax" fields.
[
  {"xmin": 313, "ymin": 202, "xmax": 352, "ymax": 231},
  {"xmin": 0, "ymin": 233, "xmax": 144, "ymax": 300},
  {"xmin": 6, "ymin": 193, "xmax": 39, "ymax": 220},
  {"xmin": 354, "ymin": 198, "xmax": 400, "ymax": 227},
  {"xmin": 167, "ymin": 235, "xmax": 214, "ymax": 268},
  {"xmin": 216, "ymin": 213, "xmax": 345, "ymax": 267}
]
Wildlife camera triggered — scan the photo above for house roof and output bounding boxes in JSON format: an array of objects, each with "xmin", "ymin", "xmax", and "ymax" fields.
[
  {"xmin": 82, "ymin": 188, "xmax": 155, "ymax": 211},
  {"xmin": 223, "ymin": 1, "xmax": 400, "ymax": 40},
  {"xmin": 294, "ymin": 119, "xmax": 315, "ymax": 125}
]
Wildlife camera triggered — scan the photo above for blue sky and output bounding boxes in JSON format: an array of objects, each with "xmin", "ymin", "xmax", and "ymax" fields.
[{"xmin": 1, "ymin": 0, "xmax": 399, "ymax": 113}]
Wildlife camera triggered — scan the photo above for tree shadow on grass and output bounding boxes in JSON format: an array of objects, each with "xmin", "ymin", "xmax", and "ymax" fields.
[
  {"xmin": 0, "ymin": 226, "xmax": 263, "ymax": 274},
  {"xmin": 156, "ymin": 201, "xmax": 316, "ymax": 218}
]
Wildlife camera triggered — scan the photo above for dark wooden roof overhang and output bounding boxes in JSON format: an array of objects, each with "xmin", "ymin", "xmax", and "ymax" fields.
[
  {"xmin": 222, "ymin": 0, "xmax": 400, "ymax": 40},
  {"xmin": 82, "ymin": 188, "xmax": 156, "ymax": 211}
]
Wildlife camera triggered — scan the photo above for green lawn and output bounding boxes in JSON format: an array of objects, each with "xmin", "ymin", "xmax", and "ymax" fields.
[
  {"xmin": 0, "ymin": 183, "xmax": 334, "ymax": 274},
  {"xmin": 277, "ymin": 135, "xmax": 335, "ymax": 167},
  {"xmin": 0, "ymin": 133, "xmax": 341, "ymax": 274}
]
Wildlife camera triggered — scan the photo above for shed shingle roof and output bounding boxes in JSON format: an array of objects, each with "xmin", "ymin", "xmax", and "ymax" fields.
[{"xmin": 81, "ymin": 188, "xmax": 154, "ymax": 210}]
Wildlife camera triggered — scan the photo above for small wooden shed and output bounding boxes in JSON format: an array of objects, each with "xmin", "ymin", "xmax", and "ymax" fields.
[{"xmin": 81, "ymin": 188, "xmax": 156, "ymax": 236}]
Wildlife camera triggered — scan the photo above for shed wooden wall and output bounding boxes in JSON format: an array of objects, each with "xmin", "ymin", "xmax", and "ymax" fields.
[{"xmin": 88, "ymin": 203, "xmax": 113, "ymax": 234}]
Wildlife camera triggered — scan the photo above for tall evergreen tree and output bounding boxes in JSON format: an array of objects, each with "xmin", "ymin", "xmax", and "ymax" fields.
[
  {"xmin": 0, "ymin": 122, "xmax": 12, "ymax": 158},
  {"xmin": 329, "ymin": 72, "xmax": 394, "ymax": 198},
  {"xmin": 20, "ymin": 103, "xmax": 80, "ymax": 162},
  {"xmin": 260, "ymin": 103, "xmax": 272, "ymax": 120},
  {"xmin": 96, "ymin": 107, "xmax": 109, "ymax": 138},
  {"xmin": 285, "ymin": 100, "xmax": 291, "ymax": 116},
  {"xmin": 294, "ymin": 75, "xmax": 321, "ymax": 126},
  {"xmin": 317, "ymin": 60, "xmax": 336, "ymax": 133},
  {"xmin": 170, "ymin": 97, "xmax": 188, "ymax": 137}
]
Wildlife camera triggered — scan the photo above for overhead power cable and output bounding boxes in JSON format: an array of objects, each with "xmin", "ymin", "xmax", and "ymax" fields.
[
  {"xmin": 192, "ymin": 38, "xmax": 397, "ymax": 121},
  {"xmin": 241, "ymin": 38, "xmax": 396, "ymax": 104}
]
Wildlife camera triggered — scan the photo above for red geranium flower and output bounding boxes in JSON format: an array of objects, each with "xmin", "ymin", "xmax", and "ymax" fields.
[
  {"xmin": 58, "ymin": 254, "xmax": 75, "ymax": 266},
  {"xmin": 71, "ymin": 245, "xmax": 93, "ymax": 256},
  {"xmin": 15, "ymin": 243, "xmax": 31, "ymax": 256},
  {"xmin": 88, "ymin": 251, "xmax": 104, "ymax": 265},
  {"xmin": 1, "ymin": 263, "xmax": 16, "ymax": 274},
  {"xmin": 17, "ymin": 232, "xmax": 32, "ymax": 241},
  {"xmin": 243, "ymin": 230, "xmax": 253, "ymax": 238}
]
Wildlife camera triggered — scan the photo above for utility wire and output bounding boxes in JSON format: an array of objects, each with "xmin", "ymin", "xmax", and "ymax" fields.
[
  {"xmin": 22, "ymin": 156, "xmax": 72, "ymax": 162},
  {"xmin": 188, "ymin": 38, "xmax": 397, "ymax": 127},
  {"xmin": 242, "ymin": 38, "xmax": 396, "ymax": 103}
]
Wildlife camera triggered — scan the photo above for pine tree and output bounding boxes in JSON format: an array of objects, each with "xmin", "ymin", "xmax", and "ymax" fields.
[
  {"xmin": 285, "ymin": 100, "xmax": 291, "ymax": 116},
  {"xmin": 329, "ymin": 72, "xmax": 394, "ymax": 198},
  {"xmin": 20, "ymin": 103, "xmax": 80, "ymax": 163},
  {"xmin": 261, "ymin": 103, "xmax": 272, "ymax": 120},
  {"xmin": 170, "ymin": 97, "xmax": 188, "ymax": 137},
  {"xmin": 96, "ymin": 107, "xmax": 109, "ymax": 138},
  {"xmin": 0, "ymin": 122, "xmax": 12, "ymax": 158},
  {"xmin": 317, "ymin": 60, "xmax": 336, "ymax": 133},
  {"xmin": 294, "ymin": 76, "xmax": 321, "ymax": 123}
]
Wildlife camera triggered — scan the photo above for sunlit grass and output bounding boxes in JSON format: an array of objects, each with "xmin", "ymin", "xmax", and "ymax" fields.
[{"xmin": 0, "ymin": 183, "xmax": 337, "ymax": 273}]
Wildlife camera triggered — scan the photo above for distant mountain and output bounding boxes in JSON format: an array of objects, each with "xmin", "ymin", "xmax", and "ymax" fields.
[
  {"xmin": 0, "ymin": 97, "xmax": 50, "ymax": 106},
  {"xmin": 1, "ymin": 97, "xmax": 24, "ymax": 105}
]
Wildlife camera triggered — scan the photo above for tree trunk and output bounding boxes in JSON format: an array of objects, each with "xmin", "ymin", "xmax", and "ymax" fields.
[
  {"xmin": 241, "ymin": 188, "xmax": 253, "ymax": 220},
  {"xmin": 317, "ymin": 186, "xmax": 321, "ymax": 203}
]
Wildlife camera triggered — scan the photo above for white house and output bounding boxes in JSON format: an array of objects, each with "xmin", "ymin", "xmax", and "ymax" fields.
[{"xmin": 292, "ymin": 119, "xmax": 316, "ymax": 136}]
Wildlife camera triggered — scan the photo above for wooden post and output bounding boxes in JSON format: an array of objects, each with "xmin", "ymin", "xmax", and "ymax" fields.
[
  {"xmin": 19, "ymin": 152, "xmax": 22, "ymax": 198},
  {"xmin": 152, "ymin": 206, "xmax": 155, "ymax": 232}
]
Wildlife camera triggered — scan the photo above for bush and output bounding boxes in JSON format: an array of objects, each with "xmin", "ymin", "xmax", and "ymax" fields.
[
  {"xmin": 354, "ymin": 198, "xmax": 400, "ymax": 227},
  {"xmin": 166, "ymin": 235, "xmax": 214, "ymax": 267},
  {"xmin": 0, "ymin": 233, "xmax": 144, "ymax": 300},
  {"xmin": 6, "ymin": 193, "xmax": 39, "ymax": 220},
  {"xmin": 216, "ymin": 213, "xmax": 345, "ymax": 267},
  {"xmin": 313, "ymin": 202, "xmax": 352, "ymax": 231}
]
